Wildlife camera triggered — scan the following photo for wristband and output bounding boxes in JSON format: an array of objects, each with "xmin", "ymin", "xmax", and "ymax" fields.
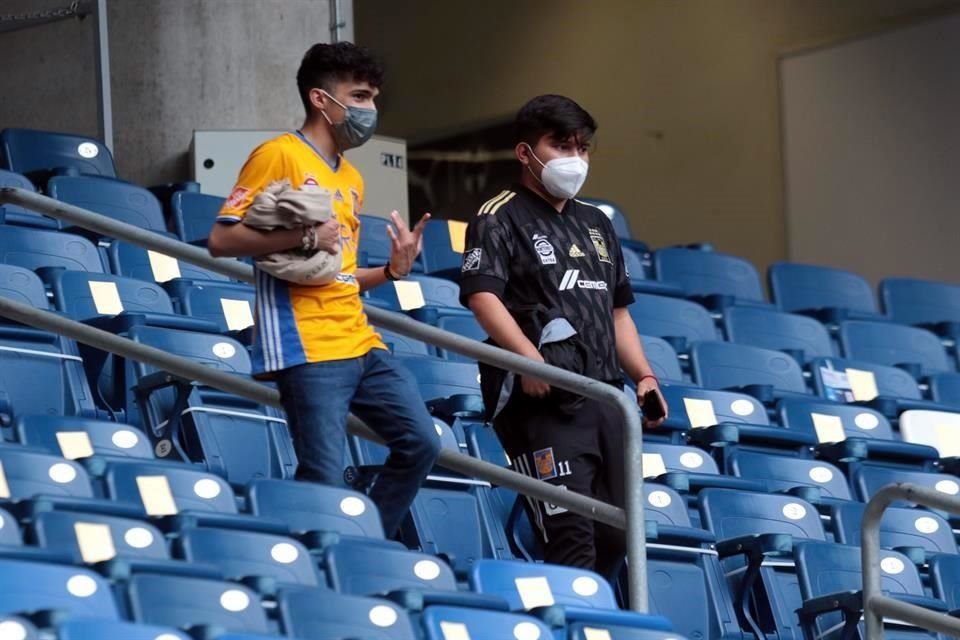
[
  {"xmin": 638, "ymin": 374, "xmax": 659, "ymax": 385},
  {"xmin": 384, "ymin": 263, "xmax": 401, "ymax": 281},
  {"xmin": 301, "ymin": 226, "xmax": 317, "ymax": 252}
]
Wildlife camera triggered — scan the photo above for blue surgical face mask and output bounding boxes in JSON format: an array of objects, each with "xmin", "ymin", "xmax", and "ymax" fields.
[{"xmin": 320, "ymin": 90, "xmax": 378, "ymax": 151}]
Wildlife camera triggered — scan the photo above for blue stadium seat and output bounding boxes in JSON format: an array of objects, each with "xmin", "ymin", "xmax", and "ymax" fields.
[
  {"xmin": 628, "ymin": 295, "xmax": 717, "ymax": 354},
  {"xmin": 0, "ymin": 506, "xmax": 21, "ymax": 547},
  {"xmin": 323, "ymin": 540, "xmax": 458, "ymax": 595},
  {"xmin": 422, "ymin": 607, "xmax": 554, "ymax": 640},
  {"xmin": 0, "ymin": 618, "xmax": 38, "ymax": 640},
  {"xmin": 641, "ymin": 336, "xmax": 684, "ymax": 383},
  {"xmin": 429, "ymin": 314, "xmax": 486, "ymax": 362},
  {"xmin": 124, "ymin": 325, "xmax": 296, "ymax": 486},
  {"xmin": 394, "ymin": 355, "xmax": 481, "ymax": 402},
  {"xmin": 279, "ymin": 589, "xmax": 418, "ymax": 639},
  {"xmin": 171, "ymin": 191, "xmax": 224, "ymax": 244},
  {"xmin": 768, "ymin": 262, "xmax": 885, "ymax": 323},
  {"xmin": 57, "ymin": 620, "xmax": 190, "ymax": 640},
  {"xmin": 358, "ymin": 214, "xmax": 423, "ymax": 271},
  {"xmin": 568, "ymin": 626, "xmax": 690, "ymax": 640},
  {"xmin": 0, "ymin": 558, "xmax": 119, "ymax": 619},
  {"xmin": 722, "ymin": 306, "xmax": 835, "ymax": 365},
  {"xmin": 176, "ymin": 527, "xmax": 322, "ymax": 589},
  {"xmin": 623, "ymin": 248, "xmax": 687, "ymax": 298},
  {"xmin": 0, "ymin": 169, "xmax": 59, "ymax": 229},
  {"xmin": 163, "ymin": 280, "xmax": 256, "ymax": 335},
  {"xmin": 726, "ymin": 450, "xmax": 852, "ymax": 501},
  {"xmin": 409, "ymin": 274, "xmax": 463, "ymax": 308},
  {"xmin": 794, "ymin": 541, "xmax": 942, "ymax": 640},
  {"xmin": 689, "ymin": 341, "xmax": 808, "ymax": 399},
  {"xmin": 110, "ymin": 238, "xmax": 233, "ymax": 284},
  {"xmin": 419, "ymin": 217, "xmax": 465, "ymax": 279},
  {"xmin": 658, "ymin": 386, "xmax": 768, "ymax": 431},
  {"xmin": 849, "ymin": 464, "xmax": 960, "ymax": 513},
  {"xmin": 777, "ymin": 398, "xmax": 939, "ymax": 468},
  {"xmin": 930, "ymin": 554, "xmax": 960, "ymax": 611},
  {"xmin": 378, "ymin": 328, "xmax": 434, "ymax": 357},
  {"xmin": 103, "ymin": 459, "xmax": 238, "ymax": 516},
  {"xmin": 0, "ymin": 128, "xmax": 117, "ymax": 181},
  {"xmin": 828, "ymin": 501, "xmax": 957, "ymax": 556},
  {"xmin": 15, "ymin": 416, "xmax": 154, "ymax": 460},
  {"xmin": 47, "ymin": 175, "xmax": 167, "ymax": 237},
  {"xmin": 31, "ymin": 510, "xmax": 170, "ymax": 564},
  {"xmin": 246, "ymin": 479, "xmax": 385, "ymax": 539},
  {"xmin": 127, "ymin": 574, "xmax": 269, "ymax": 634},
  {"xmin": 839, "ymin": 320, "xmax": 954, "ymax": 376},
  {"xmin": 0, "ymin": 263, "xmax": 51, "ymax": 310},
  {"xmin": 654, "ymin": 248, "xmax": 768, "ymax": 309},
  {"xmin": 928, "ymin": 372, "xmax": 960, "ymax": 407},
  {"xmin": 0, "ymin": 447, "xmax": 94, "ymax": 500},
  {"xmin": 0, "ymin": 226, "xmax": 104, "ymax": 272},
  {"xmin": 881, "ymin": 277, "xmax": 960, "ymax": 340},
  {"xmin": 579, "ymin": 197, "xmax": 633, "ymax": 241}
]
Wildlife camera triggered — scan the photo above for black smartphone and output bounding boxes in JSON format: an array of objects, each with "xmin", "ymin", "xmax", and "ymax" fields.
[{"xmin": 641, "ymin": 390, "xmax": 666, "ymax": 421}]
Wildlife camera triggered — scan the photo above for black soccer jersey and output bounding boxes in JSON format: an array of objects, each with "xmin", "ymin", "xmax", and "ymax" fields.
[{"xmin": 459, "ymin": 184, "xmax": 634, "ymax": 383}]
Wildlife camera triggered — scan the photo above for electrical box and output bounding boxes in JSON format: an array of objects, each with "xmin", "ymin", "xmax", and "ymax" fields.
[{"xmin": 191, "ymin": 130, "xmax": 409, "ymax": 223}]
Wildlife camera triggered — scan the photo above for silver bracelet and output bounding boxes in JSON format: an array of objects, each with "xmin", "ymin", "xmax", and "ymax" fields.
[{"xmin": 301, "ymin": 226, "xmax": 316, "ymax": 252}]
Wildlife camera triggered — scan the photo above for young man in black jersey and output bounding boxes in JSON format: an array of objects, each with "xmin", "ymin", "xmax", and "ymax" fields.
[{"xmin": 459, "ymin": 94, "xmax": 666, "ymax": 578}]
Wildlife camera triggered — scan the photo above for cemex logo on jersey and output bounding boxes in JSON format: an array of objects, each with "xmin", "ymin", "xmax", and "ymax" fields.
[
  {"xmin": 532, "ymin": 234, "xmax": 557, "ymax": 265},
  {"xmin": 559, "ymin": 269, "xmax": 608, "ymax": 292}
]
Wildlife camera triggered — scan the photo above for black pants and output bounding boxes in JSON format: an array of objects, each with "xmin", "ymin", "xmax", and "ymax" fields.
[{"xmin": 495, "ymin": 397, "xmax": 626, "ymax": 579}]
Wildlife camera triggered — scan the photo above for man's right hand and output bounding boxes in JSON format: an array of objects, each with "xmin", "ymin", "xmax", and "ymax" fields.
[
  {"xmin": 314, "ymin": 218, "xmax": 342, "ymax": 254},
  {"xmin": 520, "ymin": 350, "xmax": 551, "ymax": 398}
]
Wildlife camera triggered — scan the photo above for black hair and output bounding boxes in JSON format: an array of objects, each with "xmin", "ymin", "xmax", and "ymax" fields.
[
  {"xmin": 296, "ymin": 42, "xmax": 384, "ymax": 114},
  {"xmin": 514, "ymin": 94, "xmax": 597, "ymax": 146}
]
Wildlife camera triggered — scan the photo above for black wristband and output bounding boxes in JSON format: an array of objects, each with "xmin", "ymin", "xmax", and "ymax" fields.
[{"xmin": 384, "ymin": 263, "xmax": 400, "ymax": 281}]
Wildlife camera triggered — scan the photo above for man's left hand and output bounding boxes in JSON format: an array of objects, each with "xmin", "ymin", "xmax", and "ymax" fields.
[
  {"xmin": 385, "ymin": 211, "xmax": 431, "ymax": 276},
  {"xmin": 637, "ymin": 376, "xmax": 668, "ymax": 429}
]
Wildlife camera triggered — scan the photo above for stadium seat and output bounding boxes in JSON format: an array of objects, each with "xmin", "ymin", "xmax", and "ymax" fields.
[
  {"xmin": 358, "ymin": 214, "xmax": 423, "ymax": 271},
  {"xmin": 394, "ymin": 355, "xmax": 481, "ymax": 404},
  {"xmin": 641, "ymin": 336, "xmax": 684, "ymax": 383},
  {"xmin": 110, "ymin": 238, "xmax": 234, "ymax": 284},
  {"xmin": 689, "ymin": 341, "xmax": 808, "ymax": 400},
  {"xmin": 56, "ymin": 620, "xmax": 190, "ymax": 640},
  {"xmin": 794, "ymin": 541, "xmax": 943, "ymax": 640},
  {"xmin": 726, "ymin": 450, "xmax": 852, "ymax": 501},
  {"xmin": 881, "ymin": 277, "xmax": 960, "ymax": 339},
  {"xmin": 654, "ymin": 248, "xmax": 768, "ymax": 310},
  {"xmin": 171, "ymin": 190, "xmax": 224, "ymax": 244},
  {"xmin": 0, "ymin": 168, "xmax": 59, "ymax": 229},
  {"xmin": 47, "ymin": 175, "xmax": 168, "ymax": 237},
  {"xmin": 421, "ymin": 606, "xmax": 554, "ymax": 640},
  {"xmin": 849, "ymin": 464, "xmax": 960, "ymax": 522},
  {"xmin": 768, "ymin": 262, "xmax": 885, "ymax": 323},
  {"xmin": 579, "ymin": 197, "xmax": 633, "ymax": 242},
  {"xmin": 0, "ymin": 128, "xmax": 117, "ymax": 181},
  {"xmin": 176, "ymin": 526, "xmax": 322, "ymax": 589},
  {"xmin": 102, "ymin": 459, "xmax": 241, "ymax": 518},
  {"xmin": 623, "ymin": 248, "xmax": 687, "ymax": 298},
  {"xmin": 378, "ymin": 327, "xmax": 435, "ymax": 357},
  {"xmin": 828, "ymin": 501, "xmax": 957, "ymax": 556},
  {"xmin": 930, "ymin": 554, "xmax": 960, "ymax": 611},
  {"xmin": 0, "ymin": 226, "xmax": 104, "ymax": 272},
  {"xmin": 127, "ymin": 573, "xmax": 270, "ymax": 634},
  {"xmin": 164, "ymin": 280, "xmax": 256, "ymax": 335},
  {"xmin": 31, "ymin": 510, "xmax": 170, "ymax": 564},
  {"xmin": 409, "ymin": 273, "xmax": 464, "ymax": 308},
  {"xmin": 0, "ymin": 446, "xmax": 95, "ymax": 500},
  {"xmin": 628, "ymin": 294, "xmax": 717, "ymax": 354},
  {"xmin": 839, "ymin": 320, "xmax": 954, "ymax": 377},
  {"xmin": 246, "ymin": 479, "xmax": 385, "ymax": 539},
  {"xmin": 15, "ymin": 415, "xmax": 154, "ymax": 460},
  {"xmin": 777, "ymin": 398, "xmax": 940, "ymax": 468},
  {"xmin": 658, "ymin": 386, "xmax": 767, "ymax": 431},
  {"xmin": 323, "ymin": 539, "xmax": 459, "ymax": 595},
  {"xmin": 928, "ymin": 372, "xmax": 960, "ymax": 407},
  {"xmin": 0, "ymin": 263, "xmax": 52, "ymax": 310},
  {"xmin": 430, "ymin": 314, "xmax": 486, "ymax": 362},
  {"xmin": 419, "ymin": 217, "xmax": 466, "ymax": 279},
  {"xmin": 722, "ymin": 306, "xmax": 835, "ymax": 365},
  {"xmin": 124, "ymin": 325, "xmax": 296, "ymax": 486},
  {"xmin": 279, "ymin": 588, "xmax": 418, "ymax": 639},
  {"xmin": 0, "ymin": 618, "xmax": 38, "ymax": 640},
  {"xmin": 0, "ymin": 558, "xmax": 120, "ymax": 619}
]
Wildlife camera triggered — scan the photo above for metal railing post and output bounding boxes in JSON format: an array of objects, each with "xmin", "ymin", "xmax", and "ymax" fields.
[
  {"xmin": 0, "ymin": 187, "xmax": 649, "ymax": 611},
  {"xmin": 862, "ymin": 483, "xmax": 960, "ymax": 639}
]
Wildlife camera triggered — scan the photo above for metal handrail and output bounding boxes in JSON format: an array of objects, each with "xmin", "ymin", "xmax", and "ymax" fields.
[
  {"xmin": 862, "ymin": 482, "xmax": 960, "ymax": 638},
  {"xmin": 0, "ymin": 187, "xmax": 650, "ymax": 611}
]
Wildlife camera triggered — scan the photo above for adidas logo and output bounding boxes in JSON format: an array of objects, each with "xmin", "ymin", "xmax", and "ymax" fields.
[{"xmin": 568, "ymin": 244, "xmax": 585, "ymax": 258}]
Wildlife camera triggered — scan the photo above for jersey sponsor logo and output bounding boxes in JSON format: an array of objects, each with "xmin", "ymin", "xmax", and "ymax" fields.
[
  {"xmin": 532, "ymin": 234, "xmax": 557, "ymax": 265},
  {"xmin": 225, "ymin": 186, "xmax": 250, "ymax": 209},
  {"xmin": 533, "ymin": 447, "xmax": 557, "ymax": 480},
  {"xmin": 589, "ymin": 228, "xmax": 612, "ymax": 264},
  {"xmin": 559, "ymin": 269, "xmax": 609, "ymax": 292},
  {"xmin": 335, "ymin": 273, "xmax": 358, "ymax": 286},
  {"xmin": 462, "ymin": 248, "xmax": 482, "ymax": 272},
  {"xmin": 568, "ymin": 244, "xmax": 586, "ymax": 258}
]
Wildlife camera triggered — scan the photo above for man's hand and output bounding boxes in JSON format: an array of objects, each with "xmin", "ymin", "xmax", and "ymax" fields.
[
  {"xmin": 637, "ymin": 377, "xmax": 668, "ymax": 429},
  {"xmin": 521, "ymin": 351, "xmax": 551, "ymax": 398},
  {"xmin": 385, "ymin": 211, "xmax": 431, "ymax": 276},
  {"xmin": 314, "ymin": 218, "xmax": 342, "ymax": 254}
]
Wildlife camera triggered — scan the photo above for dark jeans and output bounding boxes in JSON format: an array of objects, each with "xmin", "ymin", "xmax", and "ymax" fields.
[{"xmin": 276, "ymin": 348, "xmax": 440, "ymax": 537}]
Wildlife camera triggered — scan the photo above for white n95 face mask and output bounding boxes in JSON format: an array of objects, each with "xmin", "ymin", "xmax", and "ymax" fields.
[{"xmin": 528, "ymin": 146, "xmax": 589, "ymax": 200}]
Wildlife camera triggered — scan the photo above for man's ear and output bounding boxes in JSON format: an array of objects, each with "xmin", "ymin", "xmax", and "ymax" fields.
[
  {"xmin": 515, "ymin": 142, "xmax": 532, "ymax": 166},
  {"xmin": 309, "ymin": 87, "xmax": 329, "ymax": 113}
]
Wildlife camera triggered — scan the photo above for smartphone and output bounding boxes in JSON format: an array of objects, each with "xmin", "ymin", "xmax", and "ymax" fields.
[{"xmin": 641, "ymin": 390, "xmax": 666, "ymax": 421}]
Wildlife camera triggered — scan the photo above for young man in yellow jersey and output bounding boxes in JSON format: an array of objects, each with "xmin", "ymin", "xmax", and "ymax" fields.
[{"xmin": 208, "ymin": 42, "xmax": 439, "ymax": 537}]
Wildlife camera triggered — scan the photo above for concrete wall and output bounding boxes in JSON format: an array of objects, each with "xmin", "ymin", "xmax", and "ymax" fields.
[
  {"xmin": 355, "ymin": 0, "xmax": 960, "ymax": 276},
  {"xmin": 0, "ymin": 0, "xmax": 334, "ymax": 185}
]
